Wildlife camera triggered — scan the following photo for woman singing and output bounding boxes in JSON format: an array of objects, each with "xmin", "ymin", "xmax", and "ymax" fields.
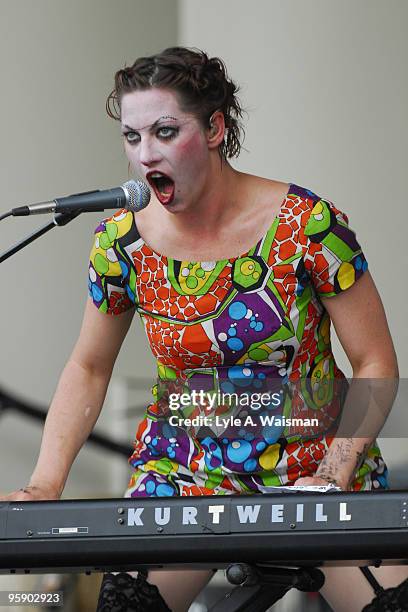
[{"xmin": 2, "ymin": 47, "xmax": 407, "ymax": 611}]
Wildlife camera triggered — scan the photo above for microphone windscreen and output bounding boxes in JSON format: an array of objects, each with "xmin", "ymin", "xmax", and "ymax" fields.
[{"xmin": 123, "ymin": 180, "xmax": 151, "ymax": 211}]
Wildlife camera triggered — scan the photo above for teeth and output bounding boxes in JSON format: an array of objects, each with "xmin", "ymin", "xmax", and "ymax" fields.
[{"xmin": 150, "ymin": 172, "xmax": 165, "ymax": 178}]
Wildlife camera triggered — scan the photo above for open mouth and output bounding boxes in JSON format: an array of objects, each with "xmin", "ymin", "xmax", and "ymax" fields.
[{"xmin": 146, "ymin": 171, "xmax": 175, "ymax": 205}]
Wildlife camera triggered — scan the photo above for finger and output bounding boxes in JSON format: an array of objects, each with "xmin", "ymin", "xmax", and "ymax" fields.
[
  {"xmin": 294, "ymin": 477, "xmax": 316, "ymax": 485},
  {"xmin": 1, "ymin": 491, "xmax": 33, "ymax": 502}
]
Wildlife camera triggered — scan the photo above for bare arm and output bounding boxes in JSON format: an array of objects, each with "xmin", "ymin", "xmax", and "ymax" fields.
[
  {"xmin": 295, "ymin": 271, "xmax": 398, "ymax": 490},
  {"xmin": 1, "ymin": 299, "xmax": 135, "ymax": 501}
]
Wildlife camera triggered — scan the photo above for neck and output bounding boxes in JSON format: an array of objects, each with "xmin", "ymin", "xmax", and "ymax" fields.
[{"xmin": 168, "ymin": 156, "xmax": 245, "ymax": 232}]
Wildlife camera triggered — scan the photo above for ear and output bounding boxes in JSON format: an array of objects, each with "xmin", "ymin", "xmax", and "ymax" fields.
[{"xmin": 206, "ymin": 111, "xmax": 225, "ymax": 150}]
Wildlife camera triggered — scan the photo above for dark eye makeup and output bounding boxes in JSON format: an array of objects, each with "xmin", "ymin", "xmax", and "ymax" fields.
[{"xmin": 122, "ymin": 125, "xmax": 179, "ymax": 145}]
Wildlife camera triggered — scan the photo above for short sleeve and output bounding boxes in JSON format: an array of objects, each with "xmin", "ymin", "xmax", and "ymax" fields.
[
  {"xmin": 302, "ymin": 198, "xmax": 368, "ymax": 297},
  {"xmin": 88, "ymin": 209, "xmax": 137, "ymax": 314}
]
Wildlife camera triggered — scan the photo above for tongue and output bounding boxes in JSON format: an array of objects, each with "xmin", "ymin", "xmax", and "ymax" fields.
[
  {"xmin": 154, "ymin": 177, "xmax": 175, "ymax": 204},
  {"xmin": 160, "ymin": 179, "xmax": 173, "ymax": 195}
]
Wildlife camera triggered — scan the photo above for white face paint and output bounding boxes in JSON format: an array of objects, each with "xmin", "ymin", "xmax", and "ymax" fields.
[{"xmin": 120, "ymin": 88, "xmax": 212, "ymax": 211}]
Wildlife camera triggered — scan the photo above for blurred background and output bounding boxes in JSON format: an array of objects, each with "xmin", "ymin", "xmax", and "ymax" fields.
[{"xmin": 0, "ymin": 0, "xmax": 407, "ymax": 610}]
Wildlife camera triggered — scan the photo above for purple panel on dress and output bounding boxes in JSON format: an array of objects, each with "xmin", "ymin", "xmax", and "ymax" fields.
[
  {"xmin": 333, "ymin": 223, "xmax": 361, "ymax": 251},
  {"xmin": 213, "ymin": 292, "xmax": 283, "ymax": 364},
  {"xmin": 94, "ymin": 220, "xmax": 106, "ymax": 233},
  {"xmin": 289, "ymin": 184, "xmax": 319, "ymax": 202}
]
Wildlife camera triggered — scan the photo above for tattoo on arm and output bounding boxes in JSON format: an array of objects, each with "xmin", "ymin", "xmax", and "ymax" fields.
[
  {"xmin": 316, "ymin": 439, "xmax": 370, "ymax": 488},
  {"xmin": 354, "ymin": 442, "xmax": 371, "ymax": 471}
]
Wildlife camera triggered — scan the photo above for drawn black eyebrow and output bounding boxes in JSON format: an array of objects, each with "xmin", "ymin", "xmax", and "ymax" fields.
[{"xmin": 121, "ymin": 116, "xmax": 178, "ymax": 132}]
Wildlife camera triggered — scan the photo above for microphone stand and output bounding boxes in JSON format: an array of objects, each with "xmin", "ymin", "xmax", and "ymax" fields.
[{"xmin": 0, "ymin": 210, "xmax": 81, "ymax": 263}]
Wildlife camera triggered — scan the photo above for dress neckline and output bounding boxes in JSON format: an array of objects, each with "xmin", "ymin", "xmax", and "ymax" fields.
[{"xmin": 135, "ymin": 182, "xmax": 294, "ymax": 264}]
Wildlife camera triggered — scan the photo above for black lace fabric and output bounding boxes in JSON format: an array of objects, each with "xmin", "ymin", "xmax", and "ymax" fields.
[
  {"xmin": 362, "ymin": 578, "xmax": 408, "ymax": 612},
  {"xmin": 96, "ymin": 571, "xmax": 172, "ymax": 612}
]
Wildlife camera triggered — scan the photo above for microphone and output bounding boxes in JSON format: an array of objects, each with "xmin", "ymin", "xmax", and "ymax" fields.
[{"xmin": 10, "ymin": 180, "xmax": 151, "ymax": 216}]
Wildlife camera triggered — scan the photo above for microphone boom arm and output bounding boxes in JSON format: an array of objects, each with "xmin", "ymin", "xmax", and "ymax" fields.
[{"xmin": 0, "ymin": 210, "xmax": 82, "ymax": 264}]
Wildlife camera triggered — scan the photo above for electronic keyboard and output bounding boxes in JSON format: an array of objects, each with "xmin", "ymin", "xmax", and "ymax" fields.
[{"xmin": 1, "ymin": 490, "xmax": 407, "ymax": 574}]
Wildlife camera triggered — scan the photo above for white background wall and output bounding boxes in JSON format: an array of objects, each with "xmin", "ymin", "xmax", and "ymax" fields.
[{"xmin": 0, "ymin": 0, "xmax": 407, "ymax": 496}]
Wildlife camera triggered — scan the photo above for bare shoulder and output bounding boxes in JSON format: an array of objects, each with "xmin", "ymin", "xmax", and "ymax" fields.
[{"xmin": 243, "ymin": 174, "xmax": 291, "ymax": 210}]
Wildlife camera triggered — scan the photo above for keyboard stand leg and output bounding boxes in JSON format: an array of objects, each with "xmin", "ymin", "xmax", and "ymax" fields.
[{"xmin": 208, "ymin": 563, "xmax": 325, "ymax": 612}]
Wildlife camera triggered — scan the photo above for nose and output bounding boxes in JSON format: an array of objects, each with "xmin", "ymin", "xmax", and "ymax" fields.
[{"xmin": 138, "ymin": 136, "xmax": 162, "ymax": 168}]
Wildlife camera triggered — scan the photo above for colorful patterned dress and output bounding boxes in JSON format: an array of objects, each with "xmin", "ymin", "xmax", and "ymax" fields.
[{"xmin": 88, "ymin": 183, "xmax": 387, "ymax": 497}]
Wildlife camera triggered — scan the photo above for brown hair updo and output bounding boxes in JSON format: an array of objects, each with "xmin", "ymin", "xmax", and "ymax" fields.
[{"xmin": 106, "ymin": 46, "xmax": 245, "ymax": 161}]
